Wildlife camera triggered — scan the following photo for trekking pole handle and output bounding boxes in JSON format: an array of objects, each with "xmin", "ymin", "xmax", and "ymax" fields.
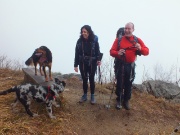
[{"xmin": 118, "ymin": 49, "xmax": 125, "ymax": 56}]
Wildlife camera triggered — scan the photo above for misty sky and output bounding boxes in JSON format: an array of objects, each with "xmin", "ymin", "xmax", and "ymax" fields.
[{"xmin": 0, "ymin": 0, "xmax": 180, "ymax": 84}]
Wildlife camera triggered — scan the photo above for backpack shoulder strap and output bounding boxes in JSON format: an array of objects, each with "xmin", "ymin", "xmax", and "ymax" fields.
[
  {"xmin": 133, "ymin": 35, "xmax": 138, "ymax": 43},
  {"xmin": 133, "ymin": 35, "xmax": 141, "ymax": 56},
  {"xmin": 125, "ymin": 35, "xmax": 139, "ymax": 45}
]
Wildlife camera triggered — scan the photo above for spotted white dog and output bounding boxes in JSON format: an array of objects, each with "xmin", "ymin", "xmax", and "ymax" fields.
[{"xmin": 0, "ymin": 78, "xmax": 65, "ymax": 119}]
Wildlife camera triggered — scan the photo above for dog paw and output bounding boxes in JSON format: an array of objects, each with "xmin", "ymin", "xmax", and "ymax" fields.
[
  {"xmin": 45, "ymin": 78, "xmax": 49, "ymax": 82},
  {"xmin": 50, "ymin": 115, "xmax": 56, "ymax": 119},
  {"xmin": 52, "ymin": 101, "xmax": 60, "ymax": 107},
  {"xmin": 33, "ymin": 113, "xmax": 39, "ymax": 117},
  {"xmin": 55, "ymin": 104, "xmax": 60, "ymax": 108}
]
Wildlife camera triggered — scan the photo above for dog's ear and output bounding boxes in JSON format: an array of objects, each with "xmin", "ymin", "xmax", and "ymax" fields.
[
  {"xmin": 55, "ymin": 78, "xmax": 66, "ymax": 87},
  {"xmin": 54, "ymin": 78, "xmax": 60, "ymax": 84},
  {"xmin": 61, "ymin": 81, "xmax": 66, "ymax": 87},
  {"xmin": 25, "ymin": 58, "xmax": 33, "ymax": 66}
]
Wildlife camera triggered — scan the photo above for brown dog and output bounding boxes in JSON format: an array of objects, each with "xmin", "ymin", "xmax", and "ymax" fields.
[{"xmin": 25, "ymin": 46, "xmax": 53, "ymax": 82}]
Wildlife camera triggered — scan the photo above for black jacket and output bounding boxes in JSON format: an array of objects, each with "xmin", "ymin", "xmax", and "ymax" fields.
[{"xmin": 74, "ymin": 37, "xmax": 100, "ymax": 67}]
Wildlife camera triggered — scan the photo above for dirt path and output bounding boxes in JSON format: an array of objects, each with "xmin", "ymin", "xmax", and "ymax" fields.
[{"xmin": 62, "ymin": 85, "xmax": 180, "ymax": 135}]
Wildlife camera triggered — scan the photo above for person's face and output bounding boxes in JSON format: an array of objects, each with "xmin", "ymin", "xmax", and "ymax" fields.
[
  {"xmin": 81, "ymin": 28, "xmax": 89, "ymax": 39},
  {"xmin": 124, "ymin": 23, "xmax": 134, "ymax": 37}
]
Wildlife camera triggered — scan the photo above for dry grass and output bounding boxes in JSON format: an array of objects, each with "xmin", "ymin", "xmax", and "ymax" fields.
[
  {"xmin": 0, "ymin": 68, "xmax": 72, "ymax": 134},
  {"xmin": 0, "ymin": 68, "xmax": 180, "ymax": 135}
]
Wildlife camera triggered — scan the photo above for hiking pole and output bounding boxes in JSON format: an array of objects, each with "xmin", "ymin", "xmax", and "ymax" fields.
[
  {"xmin": 118, "ymin": 47, "xmax": 135, "ymax": 110},
  {"xmin": 105, "ymin": 79, "xmax": 116, "ymax": 109},
  {"xmin": 116, "ymin": 49, "xmax": 126, "ymax": 110},
  {"xmin": 97, "ymin": 53, "xmax": 104, "ymax": 109},
  {"xmin": 116, "ymin": 53, "xmax": 126, "ymax": 110},
  {"xmin": 98, "ymin": 66, "xmax": 102, "ymax": 109},
  {"xmin": 98, "ymin": 65, "xmax": 103, "ymax": 109}
]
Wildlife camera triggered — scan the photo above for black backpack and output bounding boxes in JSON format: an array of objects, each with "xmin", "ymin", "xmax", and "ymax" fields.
[
  {"xmin": 114, "ymin": 27, "xmax": 140, "ymax": 78},
  {"xmin": 94, "ymin": 35, "xmax": 103, "ymax": 61},
  {"xmin": 116, "ymin": 27, "xmax": 125, "ymax": 47}
]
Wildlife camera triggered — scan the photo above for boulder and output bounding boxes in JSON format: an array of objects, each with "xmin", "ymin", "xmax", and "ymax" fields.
[
  {"xmin": 56, "ymin": 73, "xmax": 82, "ymax": 81},
  {"xmin": 133, "ymin": 80, "xmax": 180, "ymax": 102}
]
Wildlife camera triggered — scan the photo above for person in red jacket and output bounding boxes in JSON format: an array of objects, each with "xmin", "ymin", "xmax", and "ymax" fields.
[{"xmin": 110, "ymin": 22, "xmax": 149, "ymax": 110}]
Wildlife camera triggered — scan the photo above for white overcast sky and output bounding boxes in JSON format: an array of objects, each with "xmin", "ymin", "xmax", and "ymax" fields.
[{"xmin": 0, "ymin": 0, "xmax": 180, "ymax": 84}]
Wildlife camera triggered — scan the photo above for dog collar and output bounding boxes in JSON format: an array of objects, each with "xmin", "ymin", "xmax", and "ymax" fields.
[{"xmin": 45, "ymin": 86, "xmax": 56, "ymax": 100}]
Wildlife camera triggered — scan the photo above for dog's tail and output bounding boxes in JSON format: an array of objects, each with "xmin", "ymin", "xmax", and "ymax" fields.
[{"xmin": 0, "ymin": 87, "xmax": 16, "ymax": 95}]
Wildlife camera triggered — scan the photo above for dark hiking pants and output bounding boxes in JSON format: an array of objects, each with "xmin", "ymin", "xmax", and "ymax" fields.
[
  {"xmin": 115, "ymin": 62, "xmax": 135, "ymax": 102},
  {"xmin": 79, "ymin": 60, "xmax": 97, "ymax": 95}
]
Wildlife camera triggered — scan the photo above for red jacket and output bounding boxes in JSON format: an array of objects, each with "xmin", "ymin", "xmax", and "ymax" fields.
[{"xmin": 110, "ymin": 36, "xmax": 149, "ymax": 63}]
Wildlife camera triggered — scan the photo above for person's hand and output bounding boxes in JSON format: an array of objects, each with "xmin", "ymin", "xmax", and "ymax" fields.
[
  {"xmin": 97, "ymin": 61, "xmax": 101, "ymax": 66},
  {"xmin": 118, "ymin": 49, "xmax": 125, "ymax": 55},
  {"xmin": 74, "ymin": 67, "xmax": 78, "ymax": 72},
  {"xmin": 135, "ymin": 43, "xmax": 141, "ymax": 50}
]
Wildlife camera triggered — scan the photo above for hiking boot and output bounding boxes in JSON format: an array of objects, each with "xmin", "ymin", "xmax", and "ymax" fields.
[
  {"xmin": 90, "ymin": 94, "xmax": 96, "ymax": 105},
  {"xmin": 79, "ymin": 94, "xmax": 87, "ymax": 103},
  {"xmin": 116, "ymin": 101, "xmax": 122, "ymax": 110},
  {"xmin": 123, "ymin": 100, "xmax": 130, "ymax": 110}
]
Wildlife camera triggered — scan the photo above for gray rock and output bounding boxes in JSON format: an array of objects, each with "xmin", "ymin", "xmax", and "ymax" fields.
[
  {"xmin": 172, "ymin": 92, "xmax": 180, "ymax": 103},
  {"xmin": 134, "ymin": 80, "xmax": 180, "ymax": 102},
  {"xmin": 133, "ymin": 84, "xmax": 148, "ymax": 93},
  {"xmin": 55, "ymin": 73, "xmax": 82, "ymax": 81}
]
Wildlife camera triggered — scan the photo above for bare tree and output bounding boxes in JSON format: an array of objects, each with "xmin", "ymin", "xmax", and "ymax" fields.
[
  {"xmin": 97, "ymin": 56, "xmax": 115, "ymax": 84},
  {"xmin": 0, "ymin": 55, "xmax": 24, "ymax": 70},
  {"xmin": 153, "ymin": 63, "xmax": 176, "ymax": 83},
  {"xmin": 141, "ymin": 65, "xmax": 151, "ymax": 83}
]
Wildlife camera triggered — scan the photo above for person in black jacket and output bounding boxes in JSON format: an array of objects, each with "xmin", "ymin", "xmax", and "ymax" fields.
[{"xmin": 74, "ymin": 25, "xmax": 101, "ymax": 104}]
